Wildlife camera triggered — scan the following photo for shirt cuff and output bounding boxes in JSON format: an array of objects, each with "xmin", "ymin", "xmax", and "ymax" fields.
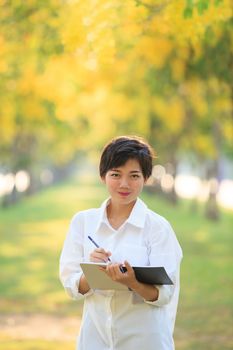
[
  {"xmin": 65, "ymin": 273, "xmax": 93, "ymax": 300},
  {"xmin": 144, "ymin": 284, "xmax": 174, "ymax": 307}
]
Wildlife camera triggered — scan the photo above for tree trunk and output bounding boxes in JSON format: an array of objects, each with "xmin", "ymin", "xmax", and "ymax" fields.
[
  {"xmin": 165, "ymin": 157, "xmax": 178, "ymax": 205},
  {"xmin": 204, "ymin": 121, "xmax": 222, "ymax": 221},
  {"xmin": 204, "ymin": 160, "xmax": 220, "ymax": 221}
]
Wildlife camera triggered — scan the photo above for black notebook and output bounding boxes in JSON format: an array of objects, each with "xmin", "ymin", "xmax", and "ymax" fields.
[{"xmin": 80, "ymin": 262, "xmax": 173, "ymax": 291}]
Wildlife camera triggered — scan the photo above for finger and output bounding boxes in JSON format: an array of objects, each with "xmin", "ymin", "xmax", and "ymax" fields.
[
  {"xmin": 90, "ymin": 252, "xmax": 108, "ymax": 262},
  {"xmin": 106, "ymin": 263, "xmax": 115, "ymax": 275},
  {"xmin": 95, "ymin": 249, "xmax": 112, "ymax": 262},
  {"xmin": 98, "ymin": 266, "xmax": 107, "ymax": 271},
  {"xmin": 90, "ymin": 251, "xmax": 104, "ymax": 259},
  {"xmin": 90, "ymin": 248, "xmax": 111, "ymax": 261},
  {"xmin": 119, "ymin": 264, "xmax": 127, "ymax": 273},
  {"xmin": 90, "ymin": 257, "xmax": 105, "ymax": 263},
  {"xmin": 124, "ymin": 260, "xmax": 133, "ymax": 272},
  {"xmin": 94, "ymin": 252, "xmax": 108, "ymax": 259},
  {"xmin": 95, "ymin": 248, "xmax": 107, "ymax": 254},
  {"xmin": 106, "ymin": 264, "xmax": 120, "ymax": 280}
]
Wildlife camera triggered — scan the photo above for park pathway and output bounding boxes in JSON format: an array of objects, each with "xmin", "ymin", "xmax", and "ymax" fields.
[{"xmin": 0, "ymin": 314, "xmax": 81, "ymax": 341}]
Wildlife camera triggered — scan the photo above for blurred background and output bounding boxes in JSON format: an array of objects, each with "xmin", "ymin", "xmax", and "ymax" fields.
[{"xmin": 0, "ymin": 1, "xmax": 232, "ymax": 349}]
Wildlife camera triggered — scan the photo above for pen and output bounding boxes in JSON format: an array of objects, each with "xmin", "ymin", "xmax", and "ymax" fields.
[
  {"xmin": 88, "ymin": 235, "xmax": 126, "ymax": 273},
  {"xmin": 88, "ymin": 235, "xmax": 111, "ymax": 262}
]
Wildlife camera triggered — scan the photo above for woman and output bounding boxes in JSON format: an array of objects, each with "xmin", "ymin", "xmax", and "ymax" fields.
[{"xmin": 60, "ymin": 135, "xmax": 182, "ymax": 350}]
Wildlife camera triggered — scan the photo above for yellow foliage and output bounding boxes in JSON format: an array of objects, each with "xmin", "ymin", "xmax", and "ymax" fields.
[
  {"xmin": 168, "ymin": 98, "xmax": 185, "ymax": 131},
  {"xmin": 193, "ymin": 95, "xmax": 208, "ymax": 118},
  {"xmin": 132, "ymin": 101, "xmax": 151, "ymax": 135},
  {"xmin": 195, "ymin": 134, "xmax": 215, "ymax": 157},
  {"xmin": 138, "ymin": 36, "xmax": 173, "ymax": 68},
  {"xmin": 60, "ymin": 0, "xmax": 119, "ymax": 70},
  {"xmin": 0, "ymin": 35, "xmax": 8, "ymax": 73},
  {"xmin": 178, "ymin": 45, "xmax": 190, "ymax": 61},
  {"xmin": 185, "ymin": 80, "xmax": 209, "ymax": 118},
  {"xmin": 106, "ymin": 94, "xmax": 135, "ymax": 121},
  {"xmin": 88, "ymin": 110, "xmax": 116, "ymax": 145},
  {"xmin": 0, "ymin": 0, "xmax": 232, "ymax": 163},
  {"xmin": 36, "ymin": 56, "xmax": 81, "ymax": 102},
  {"xmin": 208, "ymin": 77, "xmax": 220, "ymax": 94},
  {"xmin": 183, "ymin": 77, "xmax": 232, "ymax": 122},
  {"xmin": 171, "ymin": 58, "xmax": 185, "ymax": 81},
  {"xmin": 18, "ymin": 65, "xmax": 38, "ymax": 94},
  {"xmin": 0, "ymin": 100, "xmax": 16, "ymax": 143},
  {"xmin": 20, "ymin": 98, "xmax": 44, "ymax": 121},
  {"xmin": 117, "ymin": 1, "xmax": 148, "ymax": 40},
  {"xmin": 60, "ymin": 2, "xmax": 87, "ymax": 53},
  {"xmin": 214, "ymin": 96, "xmax": 232, "ymax": 114},
  {"xmin": 152, "ymin": 96, "xmax": 185, "ymax": 132},
  {"xmin": 185, "ymin": 79, "xmax": 204, "ymax": 114},
  {"xmin": 165, "ymin": 0, "xmax": 232, "ymax": 46},
  {"xmin": 152, "ymin": 96, "xmax": 167, "ymax": 118},
  {"xmin": 222, "ymin": 122, "xmax": 233, "ymax": 143}
]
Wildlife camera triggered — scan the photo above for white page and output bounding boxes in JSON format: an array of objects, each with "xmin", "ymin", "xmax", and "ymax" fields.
[{"xmin": 80, "ymin": 262, "xmax": 128, "ymax": 290}]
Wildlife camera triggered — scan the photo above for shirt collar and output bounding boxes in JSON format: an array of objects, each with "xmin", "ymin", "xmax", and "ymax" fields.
[
  {"xmin": 95, "ymin": 197, "xmax": 148, "ymax": 232},
  {"xmin": 126, "ymin": 197, "xmax": 148, "ymax": 228},
  {"xmin": 94, "ymin": 198, "xmax": 110, "ymax": 232}
]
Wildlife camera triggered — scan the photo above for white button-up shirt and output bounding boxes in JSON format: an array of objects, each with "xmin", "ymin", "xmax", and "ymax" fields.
[{"xmin": 60, "ymin": 197, "xmax": 183, "ymax": 350}]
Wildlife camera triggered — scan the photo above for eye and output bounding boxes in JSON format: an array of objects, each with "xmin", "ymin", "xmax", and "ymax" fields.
[
  {"xmin": 131, "ymin": 174, "xmax": 140, "ymax": 179},
  {"xmin": 110, "ymin": 172, "xmax": 120, "ymax": 177}
]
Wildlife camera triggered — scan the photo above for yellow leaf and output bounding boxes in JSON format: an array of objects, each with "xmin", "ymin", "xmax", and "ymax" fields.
[
  {"xmin": 171, "ymin": 58, "xmax": 185, "ymax": 81},
  {"xmin": 138, "ymin": 36, "xmax": 173, "ymax": 68}
]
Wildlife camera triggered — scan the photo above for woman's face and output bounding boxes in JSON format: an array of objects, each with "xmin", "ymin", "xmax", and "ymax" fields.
[{"xmin": 102, "ymin": 158, "xmax": 145, "ymax": 206}]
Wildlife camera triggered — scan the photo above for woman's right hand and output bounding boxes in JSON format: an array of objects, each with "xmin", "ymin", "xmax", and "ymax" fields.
[{"xmin": 89, "ymin": 248, "xmax": 112, "ymax": 263}]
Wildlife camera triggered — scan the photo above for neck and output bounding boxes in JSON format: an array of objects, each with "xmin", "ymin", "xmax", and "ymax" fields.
[
  {"xmin": 106, "ymin": 200, "xmax": 136, "ymax": 230},
  {"xmin": 107, "ymin": 199, "xmax": 136, "ymax": 219}
]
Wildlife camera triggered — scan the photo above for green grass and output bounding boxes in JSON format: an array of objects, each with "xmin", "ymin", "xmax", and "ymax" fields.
[
  {"xmin": 0, "ymin": 340, "xmax": 73, "ymax": 350},
  {"xmin": 0, "ymin": 174, "xmax": 233, "ymax": 349}
]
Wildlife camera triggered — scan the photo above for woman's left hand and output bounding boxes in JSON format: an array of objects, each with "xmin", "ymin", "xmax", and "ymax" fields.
[
  {"xmin": 99, "ymin": 260, "xmax": 139, "ymax": 290},
  {"xmin": 99, "ymin": 260, "xmax": 159, "ymax": 301}
]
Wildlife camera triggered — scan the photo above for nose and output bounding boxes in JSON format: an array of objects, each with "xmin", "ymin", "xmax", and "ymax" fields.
[{"xmin": 119, "ymin": 177, "xmax": 130, "ymax": 188}]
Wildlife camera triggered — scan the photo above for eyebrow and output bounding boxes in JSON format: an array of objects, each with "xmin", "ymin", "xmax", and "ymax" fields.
[{"xmin": 111, "ymin": 169, "xmax": 141, "ymax": 173}]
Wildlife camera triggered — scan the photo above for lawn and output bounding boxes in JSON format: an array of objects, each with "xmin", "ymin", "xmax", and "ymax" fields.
[{"xmin": 0, "ymin": 173, "xmax": 232, "ymax": 349}]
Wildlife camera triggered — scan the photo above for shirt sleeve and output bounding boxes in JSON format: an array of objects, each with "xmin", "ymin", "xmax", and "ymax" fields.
[
  {"xmin": 59, "ymin": 212, "xmax": 93, "ymax": 300},
  {"xmin": 145, "ymin": 218, "xmax": 182, "ymax": 307},
  {"xmin": 143, "ymin": 278, "xmax": 175, "ymax": 307}
]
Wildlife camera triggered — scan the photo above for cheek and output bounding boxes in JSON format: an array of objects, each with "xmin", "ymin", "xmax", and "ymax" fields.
[
  {"xmin": 106, "ymin": 179, "xmax": 117, "ymax": 189},
  {"xmin": 133, "ymin": 181, "xmax": 144, "ymax": 192}
]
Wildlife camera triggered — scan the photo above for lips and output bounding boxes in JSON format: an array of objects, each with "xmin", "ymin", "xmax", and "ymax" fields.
[{"xmin": 118, "ymin": 192, "xmax": 131, "ymax": 197}]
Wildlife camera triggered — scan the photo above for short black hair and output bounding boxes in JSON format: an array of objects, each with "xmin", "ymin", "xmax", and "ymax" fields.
[{"xmin": 99, "ymin": 136, "xmax": 155, "ymax": 180}]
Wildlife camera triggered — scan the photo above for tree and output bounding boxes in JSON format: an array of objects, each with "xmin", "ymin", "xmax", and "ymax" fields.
[{"xmin": 0, "ymin": 0, "xmax": 232, "ymax": 214}]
